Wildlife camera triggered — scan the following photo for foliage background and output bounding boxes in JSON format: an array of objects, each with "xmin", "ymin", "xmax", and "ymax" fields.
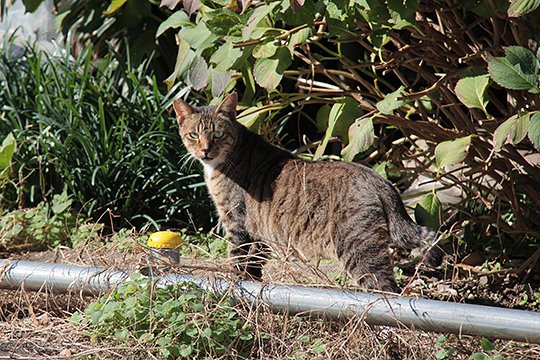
[{"xmin": 2, "ymin": 0, "xmax": 540, "ymax": 275}]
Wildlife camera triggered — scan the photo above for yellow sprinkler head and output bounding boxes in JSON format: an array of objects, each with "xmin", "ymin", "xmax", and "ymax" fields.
[{"xmin": 147, "ymin": 231, "xmax": 182, "ymax": 249}]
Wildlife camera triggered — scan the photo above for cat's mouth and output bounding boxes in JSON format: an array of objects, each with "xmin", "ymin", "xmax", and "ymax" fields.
[{"xmin": 201, "ymin": 156, "xmax": 214, "ymax": 161}]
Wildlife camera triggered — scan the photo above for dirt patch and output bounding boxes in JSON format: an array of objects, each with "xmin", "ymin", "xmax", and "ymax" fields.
[{"xmin": 1, "ymin": 246, "xmax": 540, "ymax": 359}]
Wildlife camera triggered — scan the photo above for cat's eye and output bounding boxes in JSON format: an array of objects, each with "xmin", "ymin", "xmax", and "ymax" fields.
[
  {"xmin": 214, "ymin": 131, "xmax": 225, "ymax": 139},
  {"xmin": 187, "ymin": 132, "xmax": 199, "ymax": 140}
]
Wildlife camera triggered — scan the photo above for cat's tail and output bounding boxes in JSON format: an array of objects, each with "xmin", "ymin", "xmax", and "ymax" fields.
[{"xmin": 382, "ymin": 193, "xmax": 443, "ymax": 267}]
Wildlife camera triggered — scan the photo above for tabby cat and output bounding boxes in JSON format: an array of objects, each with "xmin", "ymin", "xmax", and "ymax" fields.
[{"xmin": 173, "ymin": 93, "xmax": 442, "ymax": 291}]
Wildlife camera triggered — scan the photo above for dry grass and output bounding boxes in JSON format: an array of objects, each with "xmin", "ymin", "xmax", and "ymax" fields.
[{"xmin": 1, "ymin": 244, "xmax": 540, "ymax": 359}]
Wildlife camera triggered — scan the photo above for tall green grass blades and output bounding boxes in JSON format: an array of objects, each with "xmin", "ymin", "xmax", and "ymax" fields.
[{"xmin": 0, "ymin": 41, "xmax": 211, "ymax": 230}]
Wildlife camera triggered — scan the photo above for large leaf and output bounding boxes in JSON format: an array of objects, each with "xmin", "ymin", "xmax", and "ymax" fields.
[
  {"xmin": 435, "ymin": 135, "xmax": 472, "ymax": 169},
  {"xmin": 527, "ymin": 111, "xmax": 540, "ymax": 152},
  {"xmin": 454, "ymin": 74, "xmax": 490, "ymax": 113},
  {"xmin": 156, "ymin": 11, "xmax": 191, "ymax": 38},
  {"xmin": 488, "ymin": 47, "xmax": 540, "ymax": 93},
  {"xmin": 252, "ymin": 42, "xmax": 279, "ymax": 59},
  {"xmin": 341, "ymin": 118, "xmax": 374, "ymax": 162},
  {"xmin": 210, "ymin": 69, "xmax": 232, "ymax": 97},
  {"xmin": 206, "ymin": 9, "xmax": 244, "ymax": 37},
  {"xmin": 242, "ymin": 2, "xmax": 280, "ymax": 41},
  {"xmin": 253, "ymin": 47, "xmax": 292, "ymax": 91},
  {"xmin": 164, "ymin": 38, "xmax": 194, "ymax": 89},
  {"xmin": 493, "ymin": 114, "xmax": 530, "ymax": 151},
  {"xmin": 188, "ymin": 56, "xmax": 209, "ymax": 90},
  {"xmin": 314, "ymin": 98, "xmax": 364, "ymax": 160},
  {"xmin": 183, "ymin": 0, "xmax": 201, "ymax": 16},
  {"xmin": 507, "ymin": 0, "xmax": 540, "ymax": 16},
  {"xmin": 505, "ymin": 46, "xmax": 539, "ymax": 75},
  {"xmin": 414, "ymin": 193, "xmax": 442, "ymax": 230},
  {"xmin": 376, "ymin": 86, "xmax": 407, "ymax": 114},
  {"xmin": 210, "ymin": 41, "xmax": 243, "ymax": 71}
]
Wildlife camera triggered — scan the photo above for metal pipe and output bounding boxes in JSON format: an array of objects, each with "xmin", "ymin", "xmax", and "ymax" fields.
[{"xmin": 1, "ymin": 259, "xmax": 539, "ymax": 344}]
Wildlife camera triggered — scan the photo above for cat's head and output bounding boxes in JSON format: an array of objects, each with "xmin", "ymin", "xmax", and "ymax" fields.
[{"xmin": 172, "ymin": 93, "xmax": 239, "ymax": 168}]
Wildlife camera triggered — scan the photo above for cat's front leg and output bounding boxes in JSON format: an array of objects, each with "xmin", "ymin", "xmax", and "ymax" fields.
[{"xmin": 227, "ymin": 230, "xmax": 267, "ymax": 280}]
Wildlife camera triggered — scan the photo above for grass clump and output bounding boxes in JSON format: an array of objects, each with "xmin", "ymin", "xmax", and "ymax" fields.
[{"xmin": 72, "ymin": 274, "xmax": 254, "ymax": 359}]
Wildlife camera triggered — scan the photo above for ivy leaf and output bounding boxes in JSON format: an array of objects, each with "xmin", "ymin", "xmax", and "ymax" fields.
[
  {"xmin": 376, "ymin": 86, "xmax": 407, "ymax": 114},
  {"xmin": 493, "ymin": 113, "xmax": 530, "ymax": 151},
  {"xmin": 527, "ymin": 111, "xmax": 540, "ymax": 152},
  {"xmin": 415, "ymin": 194, "xmax": 442, "ymax": 230},
  {"xmin": 188, "ymin": 56, "xmax": 209, "ymax": 90},
  {"xmin": 435, "ymin": 135, "xmax": 472, "ymax": 169},
  {"xmin": 253, "ymin": 47, "xmax": 292, "ymax": 91},
  {"xmin": 341, "ymin": 117, "xmax": 374, "ymax": 162},
  {"xmin": 454, "ymin": 74, "xmax": 490, "ymax": 113},
  {"xmin": 156, "ymin": 11, "xmax": 191, "ymax": 38},
  {"xmin": 507, "ymin": 0, "xmax": 540, "ymax": 17}
]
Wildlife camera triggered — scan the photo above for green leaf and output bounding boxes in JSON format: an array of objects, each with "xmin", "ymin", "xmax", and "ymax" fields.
[
  {"xmin": 288, "ymin": 27, "xmax": 312, "ymax": 52},
  {"xmin": 22, "ymin": 0, "xmax": 45, "ymax": 12},
  {"xmin": 156, "ymin": 11, "xmax": 191, "ymax": 38},
  {"xmin": 164, "ymin": 38, "xmax": 194, "ymax": 89},
  {"xmin": 0, "ymin": 133, "xmax": 16, "ymax": 175},
  {"xmin": 435, "ymin": 135, "xmax": 473, "ymax": 169},
  {"xmin": 237, "ymin": 107, "xmax": 263, "ymax": 127},
  {"xmin": 341, "ymin": 118, "xmax": 374, "ymax": 162},
  {"xmin": 469, "ymin": 353, "xmax": 488, "ymax": 360},
  {"xmin": 373, "ymin": 161, "xmax": 389, "ymax": 179},
  {"xmin": 387, "ymin": 0, "xmax": 418, "ymax": 29},
  {"xmin": 253, "ymin": 47, "xmax": 292, "ymax": 91},
  {"xmin": 488, "ymin": 47, "xmax": 540, "ymax": 93},
  {"xmin": 507, "ymin": 0, "xmax": 540, "ymax": 16},
  {"xmin": 206, "ymin": 9, "xmax": 244, "ymax": 37},
  {"xmin": 481, "ymin": 338, "xmax": 496, "ymax": 352},
  {"xmin": 210, "ymin": 68, "xmax": 231, "ymax": 97},
  {"xmin": 103, "ymin": 0, "xmax": 128, "ymax": 15},
  {"xmin": 178, "ymin": 21, "xmax": 216, "ymax": 51},
  {"xmin": 242, "ymin": 2, "xmax": 280, "ymax": 41},
  {"xmin": 210, "ymin": 41, "xmax": 243, "ymax": 71},
  {"xmin": 376, "ymin": 86, "xmax": 407, "ymax": 114},
  {"xmin": 252, "ymin": 42, "xmax": 278, "ymax": 59},
  {"xmin": 415, "ymin": 193, "xmax": 442, "ymax": 230},
  {"xmin": 494, "ymin": 114, "xmax": 530, "ymax": 151},
  {"xmin": 505, "ymin": 46, "xmax": 539, "ymax": 75},
  {"xmin": 528, "ymin": 111, "xmax": 540, "ymax": 152},
  {"xmin": 454, "ymin": 74, "xmax": 490, "ymax": 113}
]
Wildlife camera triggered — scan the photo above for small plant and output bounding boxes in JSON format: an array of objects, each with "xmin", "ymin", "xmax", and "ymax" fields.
[
  {"xmin": 0, "ymin": 188, "xmax": 98, "ymax": 248},
  {"xmin": 469, "ymin": 338, "xmax": 505, "ymax": 360},
  {"xmin": 435, "ymin": 335, "xmax": 457, "ymax": 359},
  {"xmin": 72, "ymin": 274, "xmax": 254, "ymax": 359}
]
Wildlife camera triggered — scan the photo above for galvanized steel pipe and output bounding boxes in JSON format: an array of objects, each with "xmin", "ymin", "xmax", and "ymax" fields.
[{"xmin": 1, "ymin": 259, "xmax": 539, "ymax": 344}]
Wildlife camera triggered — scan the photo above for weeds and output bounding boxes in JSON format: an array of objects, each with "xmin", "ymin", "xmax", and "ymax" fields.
[{"xmin": 72, "ymin": 274, "xmax": 254, "ymax": 359}]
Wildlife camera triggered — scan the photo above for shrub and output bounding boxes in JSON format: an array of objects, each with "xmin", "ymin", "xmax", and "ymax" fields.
[
  {"xmin": 0, "ymin": 40, "xmax": 213, "ymax": 230},
  {"xmin": 73, "ymin": 274, "xmax": 254, "ymax": 359}
]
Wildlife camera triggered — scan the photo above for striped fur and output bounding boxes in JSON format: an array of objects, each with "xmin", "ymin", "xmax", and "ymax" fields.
[{"xmin": 173, "ymin": 93, "xmax": 442, "ymax": 291}]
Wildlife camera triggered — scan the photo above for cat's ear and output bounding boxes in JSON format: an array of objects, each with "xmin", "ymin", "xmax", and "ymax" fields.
[
  {"xmin": 172, "ymin": 99, "xmax": 194, "ymax": 127},
  {"xmin": 215, "ymin": 92, "xmax": 237, "ymax": 119}
]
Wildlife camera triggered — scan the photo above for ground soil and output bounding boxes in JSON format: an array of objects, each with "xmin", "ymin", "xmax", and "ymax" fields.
[{"xmin": 1, "ymin": 243, "xmax": 539, "ymax": 359}]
